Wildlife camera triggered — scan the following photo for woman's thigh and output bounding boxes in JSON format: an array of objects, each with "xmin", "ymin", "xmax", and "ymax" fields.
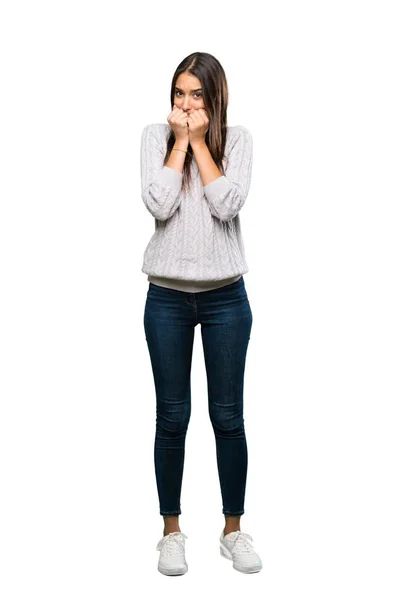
[
  {"xmin": 198, "ymin": 277, "xmax": 253, "ymax": 420},
  {"xmin": 144, "ymin": 283, "xmax": 196, "ymax": 402}
]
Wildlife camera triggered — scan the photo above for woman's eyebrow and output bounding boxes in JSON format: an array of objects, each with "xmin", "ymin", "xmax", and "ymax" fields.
[{"xmin": 175, "ymin": 87, "xmax": 202, "ymax": 92}]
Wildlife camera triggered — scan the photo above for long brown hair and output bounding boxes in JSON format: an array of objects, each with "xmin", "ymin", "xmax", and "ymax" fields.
[{"xmin": 163, "ymin": 52, "xmax": 229, "ymax": 194}]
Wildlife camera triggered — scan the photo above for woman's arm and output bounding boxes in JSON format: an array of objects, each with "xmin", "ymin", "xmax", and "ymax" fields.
[
  {"xmin": 140, "ymin": 124, "xmax": 184, "ymax": 221},
  {"xmin": 194, "ymin": 127, "xmax": 253, "ymax": 222}
]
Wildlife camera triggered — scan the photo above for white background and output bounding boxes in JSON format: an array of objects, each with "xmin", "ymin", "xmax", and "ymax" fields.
[{"xmin": 1, "ymin": 0, "xmax": 399, "ymax": 598}]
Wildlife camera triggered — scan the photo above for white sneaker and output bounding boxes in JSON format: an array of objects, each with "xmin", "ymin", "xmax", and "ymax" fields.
[
  {"xmin": 156, "ymin": 532, "xmax": 188, "ymax": 576},
  {"xmin": 220, "ymin": 529, "xmax": 263, "ymax": 573}
]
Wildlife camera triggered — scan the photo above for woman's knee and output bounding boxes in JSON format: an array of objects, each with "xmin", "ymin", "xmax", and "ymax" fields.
[
  {"xmin": 208, "ymin": 404, "xmax": 245, "ymax": 436},
  {"xmin": 156, "ymin": 397, "xmax": 191, "ymax": 435}
]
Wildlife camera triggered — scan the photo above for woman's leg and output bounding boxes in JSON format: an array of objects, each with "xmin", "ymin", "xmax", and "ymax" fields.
[
  {"xmin": 162, "ymin": 516, "xmax": 181, "ymax": 536},
  {"xmin": 198, "ymin": 277, "xmax": 252, "ymax": 524},
  {"xmin": 144, "ymin": 283, "xmax": 196, "ymax": 531}
]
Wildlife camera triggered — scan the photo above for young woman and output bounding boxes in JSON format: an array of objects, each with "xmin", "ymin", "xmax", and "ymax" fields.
[{"xmin": 141, "ymin": 52, "xmax": 262, "ymax": 575}]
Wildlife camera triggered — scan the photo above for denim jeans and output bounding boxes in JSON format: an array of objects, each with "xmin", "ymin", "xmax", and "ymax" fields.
[{"xmin": 143, "ymin": 276, "xmax": 253, "ymax": 516}]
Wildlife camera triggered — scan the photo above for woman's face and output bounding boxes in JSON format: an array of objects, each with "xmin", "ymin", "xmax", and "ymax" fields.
[{"xmin": 174, "ymin": 72, "xmax": 206, "ymax": 115}]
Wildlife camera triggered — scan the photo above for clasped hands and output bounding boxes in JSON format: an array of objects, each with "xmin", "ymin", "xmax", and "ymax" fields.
[{"xmin": 173, "ymin": 104, "xmax": 209, "ymax": 145}]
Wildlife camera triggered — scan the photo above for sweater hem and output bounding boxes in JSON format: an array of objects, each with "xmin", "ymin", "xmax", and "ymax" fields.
[
  {"xmin": 146, "ymin": 273, "xmax": 244, "ymax": 293},
  {"xmin": 142, "ymin": 267, "xmax": 248, "ymax": 282}
]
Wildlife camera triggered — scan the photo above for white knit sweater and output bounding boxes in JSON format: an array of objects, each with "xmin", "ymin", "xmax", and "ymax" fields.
[{"xmin": 140, "ymin": 123, "xmax": 253, "ymax": 292}]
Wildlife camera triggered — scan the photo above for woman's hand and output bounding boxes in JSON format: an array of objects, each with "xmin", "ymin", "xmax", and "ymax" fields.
[
  {"xmin": 187, "ymin": 108, "xmax": 209, "ymax": 145},
  {"xmin": 167, "ymin": 105, "xmax": 189, "ymax": 143}
]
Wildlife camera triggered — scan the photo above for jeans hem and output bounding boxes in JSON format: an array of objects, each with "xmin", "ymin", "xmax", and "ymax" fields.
[
  {"xmin": 160, "ymin": 510, "xmax": 181, "ymax": 516},
  {"xmin": 223, "ymin": 510, "xmax": 245, "ymax": 517}
]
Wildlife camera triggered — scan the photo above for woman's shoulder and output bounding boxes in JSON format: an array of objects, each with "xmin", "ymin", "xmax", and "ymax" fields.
[
  {"xmin": 142, "ymin": 123, "xmax": 171, "ymax": 139},
  {"xmin": 225, "ymin": 126, "xmax": 252, "ymax": 158},
  {"xmin": 227, "ymin": 124, "xmax": 252, "ymax": 140}
]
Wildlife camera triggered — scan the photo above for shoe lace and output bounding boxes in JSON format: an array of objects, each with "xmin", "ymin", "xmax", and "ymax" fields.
[
  {"xmin": 157, "ymin": 532, "xmax": 187, "ymax": 556},
  {"xmin": 227, "ymin": 531, "xmax": 254, "ymax": 555}
]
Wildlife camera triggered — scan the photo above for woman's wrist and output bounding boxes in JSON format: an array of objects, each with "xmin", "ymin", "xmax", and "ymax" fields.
[{"xmin": 173, "ymin": 139, "xmax": 189, "ymax": 151}]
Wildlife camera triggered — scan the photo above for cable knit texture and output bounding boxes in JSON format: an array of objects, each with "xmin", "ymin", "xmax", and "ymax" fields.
[{"xmin": 140, "ymin": 123, "xmax": 252, "ymax": 282}]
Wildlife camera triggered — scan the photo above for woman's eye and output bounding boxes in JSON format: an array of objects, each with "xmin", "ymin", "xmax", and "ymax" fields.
[{"xmin": 175, "ymin": 91, "xmax": 202, "ymax": 99}]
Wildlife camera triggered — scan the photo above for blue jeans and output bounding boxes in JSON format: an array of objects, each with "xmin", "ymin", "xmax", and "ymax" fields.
[{"xmin": 143, "ymin": 276, "xmax": 253, "ymax": 516}]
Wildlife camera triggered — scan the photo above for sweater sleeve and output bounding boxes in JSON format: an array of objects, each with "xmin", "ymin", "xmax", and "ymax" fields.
[
  {"xmin": 140, "ymin": 124, "xmax": 184, "ymax": 221},
  {"xmin": 202, "ymin": 126, "xmax": 253, "ymax": 222}
]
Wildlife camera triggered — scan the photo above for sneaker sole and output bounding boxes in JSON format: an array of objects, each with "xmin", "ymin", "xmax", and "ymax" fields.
[
  {"xmin": 220, "ymin": 544, "xmax": 262, "ymax": 574},
  {"xmin": 158, "ymin": 563, "xmax": 188, "ymax": 576}
]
